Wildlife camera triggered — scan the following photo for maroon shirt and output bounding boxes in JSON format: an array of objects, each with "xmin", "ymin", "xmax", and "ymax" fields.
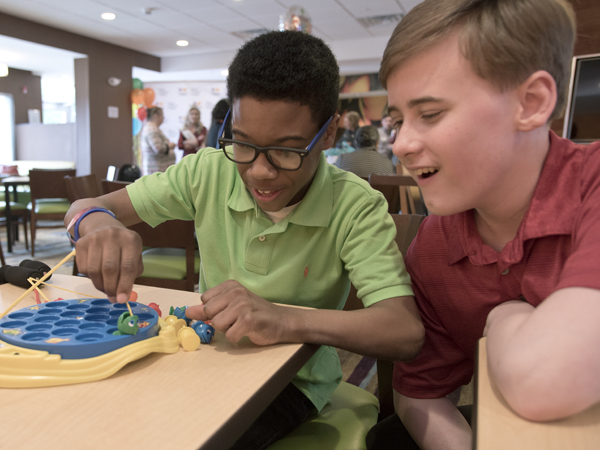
[{"xmin": 395, "ymin": 132, "xmax": 600, "ymax": 398}]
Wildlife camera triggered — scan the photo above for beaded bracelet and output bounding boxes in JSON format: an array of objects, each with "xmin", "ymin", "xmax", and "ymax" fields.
[{"xmin": 66, "ymin": 207, "xmax": 116, "ymax": 243}]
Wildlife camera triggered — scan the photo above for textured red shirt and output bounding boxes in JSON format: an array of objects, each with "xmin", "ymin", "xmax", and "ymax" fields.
[{"xmin": 395, "ymin": 132, "xmax": 600, "ymax": 398}]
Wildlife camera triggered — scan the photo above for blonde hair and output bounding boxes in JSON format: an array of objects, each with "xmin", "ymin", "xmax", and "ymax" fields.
[
  {"xmin": 380, "ymin": 0, "xmax": 576, "ymax": 121},
  {"xmin": 344, "ymin": 111, "xmax": 361, "ymax": 130},
  {"xmin": 184, "ymin": 106, "xmax": 203, "ymax": 134}
]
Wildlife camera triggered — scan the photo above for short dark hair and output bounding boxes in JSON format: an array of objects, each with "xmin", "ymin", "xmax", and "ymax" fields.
[
  {"xmin": 355, "ymin": 126, "xmax": 379, "ymax": 148},
  {"xmin": 227, "ymin": 31, "xmax": 339, "ymax": 128},
  {"xmin": 211, "ymin": 99, "xmax": 230, "ymax": 121}
]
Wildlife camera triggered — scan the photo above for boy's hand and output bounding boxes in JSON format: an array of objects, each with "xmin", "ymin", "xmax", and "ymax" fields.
[
  {"xmin": 75, "ymin": 225, "xmax": 144, "ymax": 304},
  {"xmin": 185, "ymin": 280, "xmax": 292, "ymax": 345}
]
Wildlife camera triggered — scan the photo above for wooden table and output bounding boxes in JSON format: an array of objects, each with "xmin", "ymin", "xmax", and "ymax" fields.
[
  {"xmin": 474, "ymin": 337, "xmax": 600, "ymax": 449},
  {"xmin": 0, "ymin": 274, "xmax": 318, "ymax": 450},
  {"xmin": 2, "ymin": 176, "xmax": 30, "ymax": 253}
]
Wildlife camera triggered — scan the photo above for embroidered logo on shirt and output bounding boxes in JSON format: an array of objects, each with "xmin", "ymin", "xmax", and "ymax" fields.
[{"xmin": 304, "ymin": 266, "xmax": 309, "ymax": 278}]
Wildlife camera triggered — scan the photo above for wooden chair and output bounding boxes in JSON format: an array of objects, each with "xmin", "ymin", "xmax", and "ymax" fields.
[
  {"xmin": 101, "ymin": 179, "xmax": 131, "ymax": 194},
  {"xmin": 64, "ymin": 174, "xmax": 102, "ymax": 203},
  {"xmin": 130, "ymin": 220, "xmax": 199, "ymax": 292},
  {"xmin": 28, "ymin": 169, "xmax": 76, "ymax": 256},
  {"xmin": 368, "ymin": 174, "xmax": 422, "ymax": 215},
  {"xmin": 100, "ymin": 180, "xmax": 199, "ymax": 291},
  {"xmin": 0, "ymin": 190, "xmax": 29, "ymax": 254},
  {"xmin": 267, "ymin": 214, "xmax": 425, "ymax": 450},
  {"xmin": 342, "ymin": 213, "xmax": 425, "ymax": 422}
]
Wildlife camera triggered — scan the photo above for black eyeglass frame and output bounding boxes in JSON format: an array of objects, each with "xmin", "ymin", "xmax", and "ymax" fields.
[{"xmin": 217, "ymin": 109, "xmax": 334, "ymax": 171}]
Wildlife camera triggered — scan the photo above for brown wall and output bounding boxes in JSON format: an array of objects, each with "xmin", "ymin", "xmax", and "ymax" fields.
[
  {"xmin": 0, "ymin": 68, "xmax": 42, "ymax": 124},
  {"xmin": 0, "ymin": 12, "xmax": 160, "ymax": 180},
  {"xmin": 551, "ymin": 0, "xmax": 600, "ymax": 135}
]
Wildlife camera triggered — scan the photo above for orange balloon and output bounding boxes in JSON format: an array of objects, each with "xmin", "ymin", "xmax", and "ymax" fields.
[
  {"xmin": 143, "ymin": 88, "xmax": 155, "ymax": 107},
  {"xmin": 130, "ymin": 88, "xmax": 144, "ymax": 104}
]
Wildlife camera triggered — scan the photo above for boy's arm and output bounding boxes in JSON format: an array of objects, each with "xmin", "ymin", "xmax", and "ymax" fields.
[
  {"xmin": 396, "ymin": 393, "xmax": 471, "ymax": 450},
  {"xmin": 485, "ymin": 287, "xmax": 600, "ymax": 421},
  {"xmin": 186, "ymin": 280, "xmax": 424, "ymax": 361},
  {"xmin": 64, "ymin": 190, "xmax": 145, "ymax": 303}
]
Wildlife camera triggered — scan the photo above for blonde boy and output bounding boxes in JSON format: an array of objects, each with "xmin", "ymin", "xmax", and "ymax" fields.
[{"xmin": 368, "ymin": 1, "xmax": 600, "ymax": 449}]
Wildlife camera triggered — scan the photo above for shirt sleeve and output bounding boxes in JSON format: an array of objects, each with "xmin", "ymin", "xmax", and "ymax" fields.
[
  {"xmin": 127, "ymin": 151, "xmax": 207, "ymax": 225},
  {"xmin": 178, "ymin": 131, "xmax": 185, "ymax": 150},
  {"xmin": 340, "ymin": 193, "xmax": 414, "ymax": 307},
  {"xmin": 555, "ymin": 147, "xmax": 600, "ymax": 291}
]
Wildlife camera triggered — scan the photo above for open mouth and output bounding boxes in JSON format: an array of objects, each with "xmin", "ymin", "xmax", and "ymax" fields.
[
  {"xmin": 414, "ymin": 168, "xmax": 438, "ymax": 180},
  {"xmin": 252, "ymin": 188, "xmax": 283, "ymax": 202}
]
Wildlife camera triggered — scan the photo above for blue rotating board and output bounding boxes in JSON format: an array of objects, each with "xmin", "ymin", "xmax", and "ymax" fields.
[{"xmin": 0, "ymin": 299, "xmax": 160, "ymax": 359}]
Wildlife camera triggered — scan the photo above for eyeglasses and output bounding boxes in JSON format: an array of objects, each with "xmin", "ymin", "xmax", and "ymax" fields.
[{"xmin": 217, "ymin": 110, "xmax": 333, "ymax": 171}]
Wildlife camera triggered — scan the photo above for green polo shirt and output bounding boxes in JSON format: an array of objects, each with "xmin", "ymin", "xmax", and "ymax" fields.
[{"xmin": 127, "ymin": 148, "xmax": 413, "ymax": 411}]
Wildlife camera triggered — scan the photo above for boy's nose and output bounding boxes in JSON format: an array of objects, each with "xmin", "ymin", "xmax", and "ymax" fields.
[
  {"xmin": 392, "ymin": 125, "xmax": 423, "ymax": 162},
  {"xmin": 249, "ymin": 152, "xmax": 278, "ymax": 179}
]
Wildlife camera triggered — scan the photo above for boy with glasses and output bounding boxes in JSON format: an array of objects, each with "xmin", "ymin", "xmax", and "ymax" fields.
[
  {"xmin": 65, "ymin": 30, "xmax": 423, "ymax": 449},
  {"xmin": 367, "ymin": 0, "xmax": 600, "ymax": 449}
]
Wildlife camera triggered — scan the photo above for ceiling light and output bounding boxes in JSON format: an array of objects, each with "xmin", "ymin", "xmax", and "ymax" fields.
[
  {"xmin": 176, "ymin": 40, "xmax": 189, "ymax": 47},
  {"xmin": 101, "ymin": 12, "xmax": 116, "ymax": 21},
  {"xmin": 221, "ymin": 69, "xmax": 229, "ymax": 76},
  {"xmin": 0, "ymin": 63, "xmax": 8, "ymax": 77}
]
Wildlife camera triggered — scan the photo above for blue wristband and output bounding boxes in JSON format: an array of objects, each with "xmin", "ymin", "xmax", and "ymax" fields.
[{"xmin": 73, "ymin": 207, "xmax": 116, "ymax": 242}]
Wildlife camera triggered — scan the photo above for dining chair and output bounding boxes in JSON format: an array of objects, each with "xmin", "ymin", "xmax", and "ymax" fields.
[
  {"xmin": 28, "ymin": 169, "xmax": 76, "ymax": 256},
  {"xmin": 64, "ymin": 174, "xmax": 102, "ymax": 203},
  {"xmin": 369, "ymin": 174, "xmax": 425, "ymax": 215},
  {"xmin": 101, "ymin": 180, "xmax": 199, "ymax": 291},
  {"xmin": 101, "ymin": 179, "xmax": 131, "ymax": 194},
  {"xmin": 266, "ymin": 213, "xmax": 426, "ymax": 450},
  {"xmin": 0, "ymin": 190, "xmax": 30, "ymax": 254}
]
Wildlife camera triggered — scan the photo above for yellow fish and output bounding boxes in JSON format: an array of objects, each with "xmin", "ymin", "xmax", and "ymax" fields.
[
  {"xmin": 45, "ymin": 338, "xmax": 70, "ymax": 344},
  {"xmin": 2, "ymin": 329, "xmax": 22, "ymax": 336}
]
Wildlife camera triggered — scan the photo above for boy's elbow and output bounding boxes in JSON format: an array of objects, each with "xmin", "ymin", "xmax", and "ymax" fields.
[
  {"xmin": 495, "ymin": 357, "xmax": 598, "ymax": 422},
  {"xmin": 398, "ymin": 321, "xmax": 425, "ymax": 361}
]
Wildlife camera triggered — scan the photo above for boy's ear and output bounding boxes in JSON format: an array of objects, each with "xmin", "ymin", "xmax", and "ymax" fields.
[
  {"xmin": 322, "ymin": 114, "xmax": 340, "ymax": 148},
  {"xmin": 515, "ymin": 70, "xmax": 557, "ymax": 131}
]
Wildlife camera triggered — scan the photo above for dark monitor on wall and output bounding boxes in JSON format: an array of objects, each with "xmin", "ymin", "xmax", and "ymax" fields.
[{"xmin": 563, "ymin": 53, "xmax": 600, "ymax": 144}]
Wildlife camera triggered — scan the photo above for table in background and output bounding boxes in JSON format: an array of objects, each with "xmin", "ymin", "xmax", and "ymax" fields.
[
  {"xmin": 474, "ymin": 337, "xmax": 600, "ymax": 449},
  {"xmin": 0, "ymin": 274, "xmax": 318, "ymax": 450},
  {"xmin": 2, "ymin": 176, "xmax": 30, "ymax": 253}
]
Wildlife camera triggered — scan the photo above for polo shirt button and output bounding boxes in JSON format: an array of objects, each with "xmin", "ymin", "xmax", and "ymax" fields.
[
  {"xmin": 259, "ymin": 235, "xmax": 266, "ymax": 242},
  {"xmin": 501, "ymin": 268, "xmax": 509, "ymax": 275}
]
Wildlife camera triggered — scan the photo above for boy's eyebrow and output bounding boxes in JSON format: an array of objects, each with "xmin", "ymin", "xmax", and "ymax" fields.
[
  {"xmin": 388, "ymin": 96, "xmax": 445, "ymax": 114},
  {"xmin": 231, "ymin": 128, "xmax": 308, "ymax": 144}
]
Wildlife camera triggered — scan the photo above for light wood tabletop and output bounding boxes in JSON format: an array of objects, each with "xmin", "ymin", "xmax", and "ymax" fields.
[
  {"xmin": 0, "ymin": 274, "xmax": 318, "ymax": 450},
  {"xmin": 474, "ymin": 337, "xmax": 600, "ymax": 450}
]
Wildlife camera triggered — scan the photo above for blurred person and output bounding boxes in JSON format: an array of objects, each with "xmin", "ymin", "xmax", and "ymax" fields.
[
  {"xmin": 141, "ymin": 106, "xmax": 175, "ymax": 175},
  {"xmin": 178, "ymin": 106, "xmax": 207, "ymax": 157},
  {"xmin": 334, "ymin": 110, "xmax": 360, "ymax": 151},
  {"xmin": 378, "ymin": 114, "xmax": 395, "ymax": 159},
  {"xmin": 206, "ymin": 98, "xmax": 230, "ymax": 148},
  {"xmin": 335, "ymin": 125, "xmax": 395, "ymax": 177}
]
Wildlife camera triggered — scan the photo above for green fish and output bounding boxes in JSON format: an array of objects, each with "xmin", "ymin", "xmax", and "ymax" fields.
[{"xmin": 113, "ymin": 312, "xmax": 139, "ymax": 336}]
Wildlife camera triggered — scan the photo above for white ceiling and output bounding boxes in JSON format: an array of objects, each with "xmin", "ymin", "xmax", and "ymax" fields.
[{"xmin": 0, "ymin": 0, "xmax": 423, "ymax": 81}]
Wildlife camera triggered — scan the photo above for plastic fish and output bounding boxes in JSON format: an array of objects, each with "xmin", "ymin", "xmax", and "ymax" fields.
[
  {"xmin": 192, "ymin": 321, "xmax": 215, "ymax": 344},
  {"xmin": 170, "ymin": 306, "xmax": 191, "ymax": 325},
  {"xmin": 113, "ymin": 312, "xmax": 139, "ymax": 335}
]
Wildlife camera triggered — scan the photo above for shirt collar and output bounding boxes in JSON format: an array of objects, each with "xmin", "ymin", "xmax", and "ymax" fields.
[
  {"xmin": 227, "ymin": 152, "xmax": 333, "ymax": 228},
  {"xmin": 448, "ymin": 131, "xmax": 579, "ymax": 266}
]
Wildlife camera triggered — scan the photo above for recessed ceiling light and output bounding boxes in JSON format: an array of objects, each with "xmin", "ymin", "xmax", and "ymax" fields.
[
  {"xmin": 101, "ymin": 12, "xmax": 116, "ymax": 21},
  {"xmin": 176, "ymin": 40, "xmax": 189, "ymax": 47}
]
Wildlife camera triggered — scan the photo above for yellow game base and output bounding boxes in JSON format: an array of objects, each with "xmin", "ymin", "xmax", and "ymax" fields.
[{"xmin": 0, "ymin": 319, "xmax": 180, "ymax": 388}]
